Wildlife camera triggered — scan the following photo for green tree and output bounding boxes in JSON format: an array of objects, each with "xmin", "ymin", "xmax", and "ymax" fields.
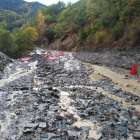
[
  {"xmin": 43, "ymin": 29, "xmax": 55, "ymax": 43},
  {"xmin": 16, "ymin": 27, "xmax": 38, "ymax": 53},
  {"xmin": 0, "ymin": 30, "xmax": 17, "ymax": 56},
  {"xmin": 24, "ymin": 27, "xmax": 38, "ymax": 50}
]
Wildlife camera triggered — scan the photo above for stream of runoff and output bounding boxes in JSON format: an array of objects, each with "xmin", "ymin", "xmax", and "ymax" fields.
[{"xmin": 0, "ymin": 49, "xmax": 140, "ymax": 139}]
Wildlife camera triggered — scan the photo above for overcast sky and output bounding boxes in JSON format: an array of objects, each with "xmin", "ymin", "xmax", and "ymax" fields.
[{"xmin": 24, "ymin": 0, "xmax": 79, "ymax": 6}]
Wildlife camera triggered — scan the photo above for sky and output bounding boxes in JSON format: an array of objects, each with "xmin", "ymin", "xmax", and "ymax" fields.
[{"xmin": 24, "ymin": 0, "xmax": 79, "ymax": 6}]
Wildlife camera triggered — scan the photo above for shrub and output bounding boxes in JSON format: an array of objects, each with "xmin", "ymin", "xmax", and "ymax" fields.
[
  {"xmin": 71, "ymin": 33, "xmax": 78, "ymax": 44},
  {"xmin": 112, "ymin": 22, "xmax": 124, "ymax": 41},
  {"xmin": 79, "ymin": 28, "xmax": 87, "ymax": 39},
  {"xmin": 43, "ymin": 29, "xmax": 55, "ymax": 43},
  {"xmin": 95, "ymin": 30, "xmax": 108, "ymax": 44},
  {"xmin": 130, "ymin": 21, "xmax": 140, "ymax": 37}
]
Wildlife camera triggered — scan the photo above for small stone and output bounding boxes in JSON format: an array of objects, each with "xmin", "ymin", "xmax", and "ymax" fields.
[
  {"xmin": 39, "ymin": 122, "xmax": 47, "ymax": 128},
  {"xmin": 132, "ymin": 116, "xmax": 138, "ymax": 120},
  {"xmin": 127, "ymin": 134, "xmax": 133, "ymax": 140},
  {"xmin": 15, "ymin": 110, "xmax": 21, "ymax": 115},
  {"xmin": 24, "ymin": 123, "xmax": 38, "ymax": 129},
  {"xmin": 118, "ymin": 126, "xmax": 127, "ymax": 132},
  {"xmin": 88, "ymin": 130, "xmax": 102, "ymax": 139},
  {"xmin": 23, "ymin": 128, "xmax": 34, "ymax": 134},
  {"xmin": 126, "ymin": 84, "xmax": 130, "ymax": 87},
  {"xmin": 133, "ymin": 133, "xmax": 140, "ymax": 138},
  {"xmin": 80, "ymin": 126, "xmax": 91, "ymax": 131},
  {"xmin": 128, "ymin": 124, "xmax": 135, "ymax": 131},
  {"xmin": 68, "ymin": 136, "xmax": 74, "ymax": 140},
  {"xmin": 69, "ymin": 126, "xmax": 76, "ymax": 130},
  {"xmin": 137, "ymin": 112, "xmax": 140, "ymax": 119},
  {"xmin": 47, "ymin": 133, "xmax": 56, "ymax": 139},
  {"xmin": 67, "ymin": 130, "xmax": 78, "ymax": 137},
  {"xmin": 134, "ymin": 132, "xmax": 140, "ymax": 138},
  {"xmin": 11, "ymin": 135, "xmax": 17, "ymax": 140}
]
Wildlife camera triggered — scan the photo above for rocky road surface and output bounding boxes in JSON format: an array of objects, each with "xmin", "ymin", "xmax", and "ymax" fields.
[{"xmin": 0, "ymin": 49, "xmax": 140, "ymax": 140}]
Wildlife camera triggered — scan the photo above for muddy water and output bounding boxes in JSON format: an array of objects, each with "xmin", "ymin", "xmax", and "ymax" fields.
[
  {"xmin": 89, "ymin": 71, "xmax": 103, "ymax": 82},
  {"xmin": 84, "ymin": 63, "xmax": 140, "ymax": 111},
  {"xmin": 85, "ymin": 63, "xmax": 140, "ymax": 97}
]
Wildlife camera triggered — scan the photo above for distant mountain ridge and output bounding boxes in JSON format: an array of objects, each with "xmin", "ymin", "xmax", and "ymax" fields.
[
  {"xmin": 0, "ymin": 0, "xmax": 46, "ymax": 31},
  {"xmin": 0, "ymin": 0, "xmax": 46, "ymax": 16}
]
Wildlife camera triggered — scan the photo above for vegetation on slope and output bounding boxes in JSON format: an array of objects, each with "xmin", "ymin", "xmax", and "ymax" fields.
[
  {"xmin": 1, "ymin": 0, "xmax": 140, "ymax": 58},
  {"xmin": 25, "ymin": 0, "xmax": 140, "ymax": 51}
]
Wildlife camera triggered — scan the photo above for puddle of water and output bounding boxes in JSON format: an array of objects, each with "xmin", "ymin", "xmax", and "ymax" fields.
[
  {"xmin": 85, "ymin": 63, "xmax": 140, "ymax": 97},
  {"xmin": 89, "ymin": 71, "xmax": 103, "ymax": 82}
]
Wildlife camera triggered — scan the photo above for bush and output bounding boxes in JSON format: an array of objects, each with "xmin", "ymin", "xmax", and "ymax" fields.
[
  {"xmin": 79, "ymin": 28, "xmax": 87, "ymax": 39},
  {"xmin": 120, "ymin": 1, "xmax": 140, "ymax": 24},
  {"xmin": 43, "ymin": 29, "xmax": 55, "ymax": 43},
  {"xmin": 99, "ymin": 11, "xmax": 112, "ymax": 28},
  {"xmin": 130, "ymin": 21, "xmax": 140, "ymax": 37},
  {"xmin": 95, "ymin": 30, "xmax": 108, "ymax": 44},
  {"xmin": 71, "ymin": 33, "xmax": 78, "ymax": 44},
  {"xmin": 0, "ymin": 30, "xmax": 17, "ymax": 56},
  {"xmin": 112, "ymin": 22, "xmax": 124, "ymax": 41}
]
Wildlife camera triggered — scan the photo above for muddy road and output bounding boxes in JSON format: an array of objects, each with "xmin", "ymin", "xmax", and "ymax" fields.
[{"xmin": 0, "ymin": 49, "xmax": 140, "ymax": 140}]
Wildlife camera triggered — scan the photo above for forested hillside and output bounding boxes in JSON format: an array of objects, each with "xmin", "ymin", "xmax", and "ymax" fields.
[
  {"xmin": 24, "ymin": 0, "xmax": 140, "ymax": 52},
  {"xmin": 1, "ymin": 0, "xmax": 140, "ymax": 58},
  {"xmin": 0, "ymin": 0, "xmax": 46, "ymax": 31}
]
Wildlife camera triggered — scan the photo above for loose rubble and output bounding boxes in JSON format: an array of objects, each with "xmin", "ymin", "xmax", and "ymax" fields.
[{"xmin": 0, "ymin": 49, "xmax": 140, "ymax": 139}]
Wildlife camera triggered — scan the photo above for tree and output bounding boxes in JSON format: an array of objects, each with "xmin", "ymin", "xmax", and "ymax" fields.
[
  {"xmin": 23, "ymin": 27, "xmax": 38, "ymax": 50},
  {"xmin": 36, "ymin": 10, "xmax": 47, "ymax": 43},
  {"xmin": 0, "ymin": 30, "xmax": 17, "ymax": 56},
  {"xmin": 43, "ymin": 29, "xmax": 55, "ymax": 43},
  {"xmin": 16, "ymin": 27, "xmax": 38, "ymax": 52}
]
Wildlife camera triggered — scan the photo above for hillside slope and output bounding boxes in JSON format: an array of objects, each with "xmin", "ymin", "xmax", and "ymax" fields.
[
  {"xmin": 39, "ymin": 0, "xmax": 140, "ymax": 51},
  {"xmin": 0, "ymin": 0, "xmax": 46, "ymax": 16},
  {"xmin": 0, "ymin": 0, "xmax": 46, "ymax": 31}
]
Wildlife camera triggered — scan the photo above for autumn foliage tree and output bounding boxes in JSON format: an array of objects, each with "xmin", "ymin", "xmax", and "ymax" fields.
[
  {"xmin": 15, "ymin": 27, "xmax": 38, "ymax": 57},
  {"xmin": 36, "ymin": 10, "xmax": 47, "ymax": 43}
]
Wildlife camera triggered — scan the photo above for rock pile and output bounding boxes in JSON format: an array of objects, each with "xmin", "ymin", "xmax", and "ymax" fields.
[
  {"xmin": 73, "ymin": 51, "xmax": 140, "ymax": 72},
  {"xmin": 0, "ymin": 50, "xmax": 140, "ymax": 139}
]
